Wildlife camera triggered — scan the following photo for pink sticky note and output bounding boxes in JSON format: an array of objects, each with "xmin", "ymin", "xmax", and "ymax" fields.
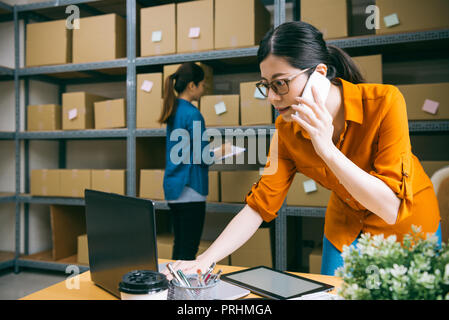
[
  {"xmin": 68, "ymin": 108, "xmax": 78, "ymax": 120},
  {"xmin": 141, "ymin": 80, "xmax": 153, "ymax": 93},
  {"xmin": 422, "ymin": 99, "xmax": 439, "ymax": 115},
  {"xmin": 188, "ymin": 27, "xmax": 201, "ymax": 39}
]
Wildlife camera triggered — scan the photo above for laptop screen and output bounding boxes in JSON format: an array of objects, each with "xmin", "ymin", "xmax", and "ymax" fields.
[{"xmin": 85, "ymin": 189, "xmax": 158, "ymax": 298}]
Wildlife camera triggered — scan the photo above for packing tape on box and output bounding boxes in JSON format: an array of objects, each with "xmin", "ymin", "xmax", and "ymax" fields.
[
  {"xmin": 105, "ymin": 170, "xmax": 111, "ymax": 179},
  {"xmin": 42, "ymin": 169, "xmax": 48, "ymax": 180},
  {"xmin": 191, "ymin": 39, "xmax": 199, "ymax": 51},
  {"xmin": 155, "ymin": 44, "xmax": 161, "ymax": 55},
  {"xmin": 38, "ymin": 121, "xmax": 44, "ymax": 130},
  {"xmin": 230, "ymin": 36, "xmax": 237, "ymax": 47},
  {"xmin": 72, "ymin": 169, "xmax": 79, "ymax": 178},
  {"xmin": 42, "ymin": 186, "xmax": 48, "ymax": 196}
]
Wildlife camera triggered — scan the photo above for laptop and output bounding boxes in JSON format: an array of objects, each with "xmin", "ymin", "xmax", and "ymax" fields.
[{"xmin": 84, "ymin": 189, "xmax": 250, "ymax": 300}]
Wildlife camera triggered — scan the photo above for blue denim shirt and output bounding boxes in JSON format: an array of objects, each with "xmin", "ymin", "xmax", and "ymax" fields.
[{"xmin": 163, "ymin": 99, "xmax": 211, "ymax": 200}]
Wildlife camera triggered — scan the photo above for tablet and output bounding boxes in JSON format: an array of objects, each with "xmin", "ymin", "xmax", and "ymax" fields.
[{"xmin": 221, "ymin": 266, "xmax": 334, "ymax": 300}]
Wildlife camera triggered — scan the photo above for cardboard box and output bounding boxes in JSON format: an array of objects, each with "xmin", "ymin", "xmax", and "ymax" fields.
[
  {"xmin": 376, "ymin": 0, "xmax": 449, "ymax": 35},
  {"xmin": 352, "ymin": 54, "xmax": 383, "ymax": 84},
  {"xmin": 91, "ymin": 170, "xmax": 126, "ymax": 195},
  {"xmin": 60, "ymin": 169, "xmax": 91, "ymax": 198},
  {"xmin": 140, "ymin": 4, "xmax": 176, "ymax": 57},
  {"xmin": 30, "ymin": 169, "xmax": 61, "ymax": 196},
  {"xmin": 421, "ymin": 161, "xmax": 449, "ymax": 179},
  {"xmin": 94, "ymin": 98, "xmax": 126, "ymax": 129},
  {"xmin": 157, "ymin": 233, "xmax": 230, "ymax": 265},
  {"xmin": 62, "ymin": 92, "xmax": 107, "ymax": 130},
  {"xmin": 26, "ymin": 19, "xmax": 72, "ymax": 67},
  {"xmin": 177, "ymin": 0, "xmax": 214, "ymax": 53},
  {"xmin": 136, "ymin": 73, "xmax": 164, "ymax": 129},
  {"xmin": 208, "ymin": 171, "xmax": 220, "ymax": 202},
  {"xmin": 301, "ymin": 0, "xmax": 349, "ymax": 39},
  {"xmin": 163, "ymin": 62, "xmax": 214, "ymax": 96},
  {"xmin": 140, "ymin": 169, "xmax": 164, "ymax": 200},
  {"xmin": 73, "ymin": 13, "xmax": 126, "ymax": 63},
  {"xmin": 309, "ymin": 246, "xmax": 322, "ymax": 274},
  {"xmin": 77, "ymin": 234, "xmax": 89, "ymax": 265},
  {"xmin": 214, "ymin": 0, "xmax": 270, "ymax": 50},
  {"xmin": 200, "ymin": 95, "xmax": 240, "ymax": 127},
  {"xmin": 221, "ymin": 171, "xmax": 260, "ymax": 203},
  {"xmin": 240, "ymin": 81, "xmax": 273, "ymax": 126},
  {"xmin": 50, "ymin": 205, "xmax": 86, "ymax": 261},
  {"xmin": 231, "ymin": 228, "xmax": 272, "ymax": 268},
  {"xmin": 286, "ymin": 173, "xmax": 332, "ymax": 207},
  {"xmin": 27, "ymin": 104, "xmax": 62, "ymax": 131},
  {"xmin": 396, "ymin": 83, "xmax": 449, "ymax": 120}
]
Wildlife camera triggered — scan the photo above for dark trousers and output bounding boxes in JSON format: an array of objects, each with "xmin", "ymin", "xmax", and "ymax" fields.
[{"xmin": 168, "ymin": 201, "xmax": 206, "ymax": 261}]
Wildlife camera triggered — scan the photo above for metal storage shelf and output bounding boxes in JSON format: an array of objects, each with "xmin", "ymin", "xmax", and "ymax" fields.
[
  {"xmin": 0, "ymin": 193, "xmax": 16, "ymax": 203},
  {"xmin": 3, "ymin": 0, "xmax": 448, "ymax": 275}
]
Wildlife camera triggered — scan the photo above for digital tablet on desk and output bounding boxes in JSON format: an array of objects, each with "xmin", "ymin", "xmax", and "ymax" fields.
[{"xmin": 221, "ymin": 266, "xmax": 334, "ymax": 300}]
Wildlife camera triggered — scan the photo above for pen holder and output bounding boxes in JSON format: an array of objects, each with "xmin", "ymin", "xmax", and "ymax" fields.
[{"xmin": 169, "ymin": 274, "xmax": 220, "ymax": 300}]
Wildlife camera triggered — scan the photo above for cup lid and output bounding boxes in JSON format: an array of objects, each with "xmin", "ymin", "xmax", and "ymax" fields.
[{"xmin": 118, "ymin": 270, "xmax": 169, "ymax": 295}]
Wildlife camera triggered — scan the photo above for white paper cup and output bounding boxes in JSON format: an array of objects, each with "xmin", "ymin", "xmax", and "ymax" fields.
[{"xmin": 119, "ymin": 270, "xmax": 169, "ymax": 300}]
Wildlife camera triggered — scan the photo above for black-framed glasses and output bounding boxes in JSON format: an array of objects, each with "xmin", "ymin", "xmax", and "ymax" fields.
[{"xmin": 255, "ymin": 68, "xmax": 311, "ymax": 97}]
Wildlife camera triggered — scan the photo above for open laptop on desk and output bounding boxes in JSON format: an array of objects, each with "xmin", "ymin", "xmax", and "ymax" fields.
[{"xmin": 84, "ymin": 189, "xmax": 249, "ymax": 300}]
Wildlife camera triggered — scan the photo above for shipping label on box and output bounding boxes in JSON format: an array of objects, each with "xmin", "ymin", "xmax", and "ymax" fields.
[
  {"xmin": 200, "ymin": 95, "xmax": 240, "ymax": 127},
  {"xmin": 240, "ymin": 81, "xmax": 273, "ymax": 126},
  {"xmin": 27, "ymin": 104, "xmax": 62, "ymax": 131}
]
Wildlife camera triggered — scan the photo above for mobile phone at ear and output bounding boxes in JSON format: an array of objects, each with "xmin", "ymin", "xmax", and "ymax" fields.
[{"xmin": 296, "ymin": 71, "xmax": 331, "ymax": 116}]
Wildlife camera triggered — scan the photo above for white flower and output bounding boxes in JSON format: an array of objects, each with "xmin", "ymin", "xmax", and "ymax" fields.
[
  {"xmin": 391, "ymin": 264, "xmax": 408, "ymax": 278},
  {"xmin": 417, "ymin": 272, "xmax": 436, "ymax": 289}
]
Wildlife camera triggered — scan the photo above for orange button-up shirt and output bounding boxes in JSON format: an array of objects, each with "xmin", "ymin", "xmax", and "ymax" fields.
[{"xmin": 245, "ymin": 78, "xmax": 441, "ymax": 252}]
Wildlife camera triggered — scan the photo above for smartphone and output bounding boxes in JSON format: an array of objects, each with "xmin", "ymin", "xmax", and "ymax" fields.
[{"xmin": 296, "ymin": 70, "xmax": 331, "ymax": 116}]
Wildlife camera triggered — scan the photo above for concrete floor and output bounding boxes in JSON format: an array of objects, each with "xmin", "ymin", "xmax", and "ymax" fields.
[{"xmin": 0, "ymin": 268, "xmax": 66, "ymax": 300}]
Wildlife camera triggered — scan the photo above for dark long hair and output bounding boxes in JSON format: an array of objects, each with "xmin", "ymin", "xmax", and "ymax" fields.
[
  {"xmin": 257, "ymin": 21, "xmax": 364, "ymax": 85},
  {"xmin": 159, "ymin": 62, "xmax": 205, "ymax": 124}
]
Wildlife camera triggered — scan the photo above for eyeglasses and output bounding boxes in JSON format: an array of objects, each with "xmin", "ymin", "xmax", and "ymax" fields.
[{"xmin": 255, "ymin": 68, "xmax": 311, "ymax": 98}]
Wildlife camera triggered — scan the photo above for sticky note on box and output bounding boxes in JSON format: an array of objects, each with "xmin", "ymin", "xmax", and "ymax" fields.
[
  {"xmin": 152, "ymin": 31, "xmax": 162, "ymax": 43},
  {"xmin": 188, "ymin": 27, "xmax": 201, "ymax": 39},
  {"xmin": 303, "ymin": 179, "xmax": 318, "ymax": 194},
  {"xmin": 384, "ymin": 13, "xmax": 400, "ymax": 28},
  {"xmin": 214, "ymin": 101, "xmax": 227, "ymax": 115},
  {"xmin": 422, "ymin": 99, "xmax": 439, "ymax": 115},
  {"xmin": 68, "ymin": 108, "xmax": 78, "ymax": 120},
  {"xmin": 141, "ymin": 80, "xmax": 154, "ymax": 93}
]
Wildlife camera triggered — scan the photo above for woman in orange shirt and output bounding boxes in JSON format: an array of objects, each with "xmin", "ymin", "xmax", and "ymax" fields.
[{"xmin": 167, "ymin": 21, "xmax": 442, "ymax": 277}]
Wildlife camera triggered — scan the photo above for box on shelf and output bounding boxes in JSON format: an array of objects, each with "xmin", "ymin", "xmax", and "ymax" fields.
[
  {"xmin": 420, "ymin": 161, "xmax": 449, "ymax": 180},
  {"xmin": 396, "ymin": 83, "xmax": 449, "ymax": 120},
  {"xmin": 62, "ymin": 92, "xmax": 107, "ymax": 130},
  {"xmin": 286, "ymin": 173, "xmax": 331, "ymax": 207},
  {"xmin": 376, "ymin": 0, "xmax": 449, "ymax": 35},
  {"xmin": 140, "ymin": 4, "xmax": 176, "ymax": 57},
  {"xmin": 157, "ymin": 233, "xmax": 230, "ymax": 265},
  {"xmin": 136, "ymin": 73, "xmax": 163, "ymax": 129},
  {"xmin": 60, "ymin": 169, "xmax": 91, "ymax": 198},
  {"xmin": 73, "ymin": 13, "xmax": 126, "ymax": 63},
  {"xmin": 208, "ymin": 171, "xmax": 220, "ymax": 202},
  {"xmin": 140, "ymin": 169, "xmax": 164, "ymax": 200},
  {"xmin": 214, "ymin": 0, "xmax": 271, "ymax": 50},
  {"xmin": 27, "ymin": 104, "xmax": 62, "ymax": 131},
  {"xmin": 352, "ymin": 54, "xmax": 383, "ymax": 84},
  {"xmin": 220, "ymin": 170, "xmax": 260, "ymax": 203},
  {"xmin": 230, "ymin": 227, "xmax": 272, "ymax": 268},
  {"xmin": 94, "ymin": 98, "xmax": 126, "ymax": 129},
  {"xmin": 240, "ymin": 81, "xmax": 273, "ymax": 126},
  {"xmin": 26, "ymin": 19, "xmax": 72, "ymax": 67},
  {"xmin": 91, "ymin": 170, "xmax": 126, "ymax": 196},
  {"xmin": 50, "ymin": 205, "xmax": 86, "ymax": 261},
  {"xmin": 300, "ymin": 0, "xmax": 349, "ymax": 39},
  {"xmin": 200, "ymin": 95, "xmax": 240, "ymax": 127},
  {"xmin": 163, "ymin": 62, "xmax": 214, "ymax": 96},
  {"xmin": 77, "ymin": 234, "xmax": 89, "ymax": 265},
  {"xmin": 30, "ymin": 169, "xmax": 61, "ymax": 196},
  {"xmin": 176, "ymin": 0, "xmax": 214, "ymax": 53},
  {"xmin": 309, "ymin": 246, "xmax": 322, "ymax": 274}
]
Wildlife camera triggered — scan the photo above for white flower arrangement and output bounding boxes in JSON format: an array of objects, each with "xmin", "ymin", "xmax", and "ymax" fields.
[{"xmin": 336, "ymin": 225, "xmax": 449, "ymax": 300}]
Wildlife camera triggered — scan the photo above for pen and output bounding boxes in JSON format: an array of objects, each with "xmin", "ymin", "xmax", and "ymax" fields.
[
  {"xmin": 167, "ymin": 263, "xmax": 185, "ymax": 286},
  {"xmin": 213, "ymin": 269, "xmax": 223, "ymax": 283},
  {"xmin": 202, "ymin": 262, "xmax": 216, "ymax": 283},
  {"xmin": 177, "ymin": 269, "xmax": 192, "ymax": 288}
]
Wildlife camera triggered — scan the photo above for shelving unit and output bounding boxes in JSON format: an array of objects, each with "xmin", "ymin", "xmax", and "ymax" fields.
[{"xmin": 0, "ymin": 0, "xmax": 448, "ymax": 275}]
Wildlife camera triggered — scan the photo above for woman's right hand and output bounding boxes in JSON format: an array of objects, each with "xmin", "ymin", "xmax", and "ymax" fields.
[{"xmin": 162, "ymin": 255, "xmax": 216, "ymax": 281}]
